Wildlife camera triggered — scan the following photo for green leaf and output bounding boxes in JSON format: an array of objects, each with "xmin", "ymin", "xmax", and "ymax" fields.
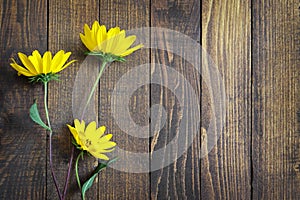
[
  {"xmin": 71, "ymin": 137, "xmax": 82, "ymax": 150},
  {"xmin": 29, "ymin": 102, "xmax": 50, "ymax": 131},
  {"xmin": 29, "ymin": 73, "xmax": 60, "ymax": 83},
  {"xmin": 81, "ymin": 158, "xmax": 118, "ymax": 199},
  {"xmin": 84, "ymin": 51, "xmax": 126, "ymax": 63}
]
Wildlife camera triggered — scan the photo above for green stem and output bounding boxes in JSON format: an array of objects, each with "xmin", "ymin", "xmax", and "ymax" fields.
[
  {"xmin": 44, "ymin": 82, "xmax": 63, "ymax": 200},
  {"xmin": 44, "ymin": 82, "xmax": 52, "ymax": 132},
  {"xmin": 64, "ymin": 60, "xmax": 108, "ymax": 199},
  {"xmin": 75, "ymin": 151, "xmax": 84, "ymax": 191},
  {"xmin": 80, "ymin": 61, "xmax": 107, "ymax": 120}
]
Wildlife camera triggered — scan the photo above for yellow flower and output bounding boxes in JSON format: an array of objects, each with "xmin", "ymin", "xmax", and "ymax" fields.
[
  {"xmin": 10, "ymin": 50, "xmax": 76, "ymax": 77},
  {"xmin": 80, "ymin": 21, "xmax": 143, "ymax": 58},
  {"xmin": 67, "ymin": 119, "xmax": 116, "ymax": 160}
]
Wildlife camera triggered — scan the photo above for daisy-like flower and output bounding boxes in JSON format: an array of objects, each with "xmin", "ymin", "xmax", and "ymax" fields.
[
  {"xmin": 80, "ymin": 20, "xmax": 143, "ymax": 62},
  {"xmin": 67, "ymin": 119, "xmax": 116, "ymax": 160},
  {"xmin": 10, "ymin": 50, "xmax": 76, "ymax": 82}
]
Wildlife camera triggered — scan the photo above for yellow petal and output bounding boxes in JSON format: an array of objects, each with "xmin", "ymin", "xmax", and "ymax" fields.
[
  {"xmin": 101, "ymin": 36, "xmax": 114, "ymax": 53},
  {"xmin": 83, "ymin": 24, "xmax": 98, "ymax": 50},
  {"xmin": 95, "ymin": 126, "xmax": 106, "ymax": 138},
  {"xmin": 74, "ymin": 119, "xmax": 85, "ymax": 134},
  {"xmin": 107, "ymin": 27, "xmax": 120, "ymax": 39},
  {"xmin": 92, "ymin": 22, "xmax": 99, "ymax": 34},
  {"xmin": 90, "ymin": 152, "xmax": 109, "ymax": 160},
  {"xmin": 92, "ymin": 21, "xmax": 100, "ymax": 34},
  {"xmin": 67, "ymin": 125, "xmax": 82, "ymax": 146},
  {"xmin": 96, "ymin": 141, "xmax": 117, "ymax": 149},
  {"xmin": 93, "ymin": 140, "xmax": 116, "ymax": 151},
  {"xmin": 42, "ymin": 51, "xmax": 52, "ymax": 74},
  {"xmin": 83, "ymin": 24, "xmax": 92, "ymax": 37},
  {"xmin": 10, "ymin": 62, "xmax": 34, "ymax": 76},
  {"xmin": 78, "ymin": 133, "xmax": 88, "ymax": 150},
  {"xmin": 32, "ymin": 50, "xmax": 43, "ymax": 73},
  {"xmin": 96, "ymin": 26, "xmax": 106, "ymax": 48},
  {"xmin": 50, "ymin": 50, "xmax": 64, "ymax": 72},
  {"xmin": 100, "ymin": 25, "xmax": 107, "ymax": 42},
  {"xmin": 112, "ymin": 35, "xmax": 137, "ymax": 55},
  {"xmin": 67, "ymin": 125, "xmax": 77, "ymax": 139},
  {"xmin": 86, "ymin": 124, "xmax": 105, "ymax": 143},
  {"xmin": 93, "ymin": 147, "xmax": 115, "ymax": 153},
  {"xmin": 95, "ymin": 25, "xmax": 108, "ymax": 52},
  {"xmin": 17, "ymin": 53, "xmax": 38, "ymax": 75},
  {"xmin": 52, "ymin": 52, "xmax": 72, "ymax": 72},
  {"xmin": 53, "ymin": 59, "xmax": 76, "ymax": 73},
  {"xmin": 120, "ymin": 44, "xmax": 144, "ymax": 57},
  {"xmin": 104, "ymin": 28, "xmax": 121, "ymax": 52},
  {"xmin": 91, "ymin": 21, "xmax": 100, "ymax": 46},
  {"xmin": 80, "ymin": 34, "xmax": 97, "ymax": 51},
  {"xmin": 85, "ymin": 121, "xmax": 97, "ymax": 136},
  {"xmin": 98, "ymin": 134, "xmax": 113, "ymax": 143},
  {"xmin": 106, "ymin": 31, "xmax": 126, "ymax": 54}
]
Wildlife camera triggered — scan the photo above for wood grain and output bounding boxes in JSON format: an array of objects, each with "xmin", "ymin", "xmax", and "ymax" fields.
[
  {"xmin": 0, "ymin": 0, "xmax": 299, "ymax": 199},
  {"xmin": 48, "ymin": 1, "xmax": 99, "ymax": 199},
  {"xmin": 252, "ymin": 0, "xmax": 300, "ymax": 199},
  {"xmin": 98, "ymin": 0, "xmax": 150, "ymax": 199},
  {"xmin": 150, "ymin": 0, "xmax": 201, "ymax": 199},
  {"xmin": 0, "ymin": 0, "xmax": 47, "ymax": 199},
  {"xmin": 201, "ymin": 0, "xmax": 252, "ymax": 199}
]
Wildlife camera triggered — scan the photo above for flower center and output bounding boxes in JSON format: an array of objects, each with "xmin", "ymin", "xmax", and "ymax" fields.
[{"xmin": 85, "ymin": 139, "xmax": 92, "ymax": 147}]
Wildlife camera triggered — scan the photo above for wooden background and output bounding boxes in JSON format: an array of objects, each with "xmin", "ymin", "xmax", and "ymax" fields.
[{"xmin": 0, "ymin": 0, "xmax": 299, "ymax": 199}]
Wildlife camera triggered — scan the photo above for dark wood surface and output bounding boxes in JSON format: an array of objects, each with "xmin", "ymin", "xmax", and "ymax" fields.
[
  {"xmin": 201, "ymin": 1, "xmax": 252, "ymax": 199},
  {"xmin": 48, "ymin": 1, "xmax": 99, "ymax": 199},
  {"xmin": 0, "ymin": 0, "xmax": 47, "ymax": 199},
  {"xmin": 252, "ymin": 0, "xmax": 300, "ymax": 199},
  {"xmin": 150, "ymin": 0, "xmax": 202, "ymax": 199},
  {"xmin": 0, "ymin": 0, "xmax": 299, "ymax": 199},
  {"xmin": 98, "ymin": 0, "xmax": 150, "ymax": 199}
]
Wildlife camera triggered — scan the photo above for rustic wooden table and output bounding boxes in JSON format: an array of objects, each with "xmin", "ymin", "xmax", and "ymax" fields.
[{"xmin": 0, "ymin": 0, "xmax": 299, "ymax": 199}]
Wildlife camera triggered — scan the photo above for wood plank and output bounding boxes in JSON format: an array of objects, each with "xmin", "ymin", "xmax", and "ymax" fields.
[
  {"xmin": 98, "ymin": 0, "xmax": 150, "ymax": 199},
  {"xmin": 201, "ymin": 0, "xmax": 251, "ymax": 199},
  {"xmin": 150, "ymin": 0, "xmax": 201, "ymax": 199},
  {"xmin": 0, "ymin": 0, "xmax": 47, "ymax": 199},
  {"xmin": 48, "ymin": 1, "xmax": 99, "ymax": 199},
  {"xmin": 252, "ymin": 0, "xmax": 300, "ymax": 199}
]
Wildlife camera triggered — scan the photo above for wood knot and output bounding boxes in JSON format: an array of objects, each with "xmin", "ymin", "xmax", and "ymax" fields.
[{"xmin": 294, "ymin": 162, "xmax": 300, "ymax": 172}]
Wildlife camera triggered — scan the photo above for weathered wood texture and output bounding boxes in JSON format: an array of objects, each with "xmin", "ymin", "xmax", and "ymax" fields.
[
  {"xmin": 48, "ymin": 1, "xmax": 99, "ymax": 199},
  {"xmin": 0, "ymin": 0, "xmax": 47, "ymax": 199},
  {"xmin": 150, "ymin": 0, "xmax": 201, "ymax": 199},
  {"xmin": 201, "ymin": 0, "xmax": 252, "ymax": 199},
  {"xmin": 252, "ymin": 0, "xmax": 300, "ymax": 199},
  {"xmin": 0, "ymin": 0, "xmax": 299, "ymax": 199},
  {"xmin": 98, "ymin": 0, "xmax": 150, "ymax": 199}
]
